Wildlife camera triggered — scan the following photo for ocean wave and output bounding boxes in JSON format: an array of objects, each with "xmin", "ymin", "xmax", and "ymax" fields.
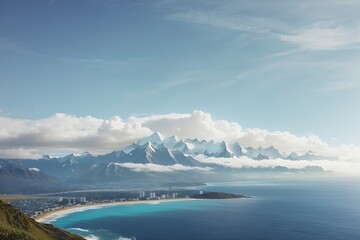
[
  {"xmin": 68, "ymin": 227, "xmax": 90, "ymax": 232},
  {"xmin": 117, "ymin": 237, "xmax": 133, "ymax": 240},
  {"xmin": 85, "ymin": 235, "xmax": 100, "ymax": 240}
]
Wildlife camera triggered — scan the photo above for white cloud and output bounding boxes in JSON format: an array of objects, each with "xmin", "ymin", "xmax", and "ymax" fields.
[
  {"xmin": 0, "ymin": 113, "xmax": 152, "ymax": 158},
  {"xmin": 237, "ymin": 128, "xmax": 330, "ymax": 155},
  {"xmin": 113, "ymin": 163, "xmax": 212, "ymax": 173},
  {"xmin": 130, "ymin": 110, "xmax": 242, "ymax": 142},
  {"xmin": 0, "ymin": 111, "xmax": 359, "ymax": 162},
  {"xmin": 195, "ymin": 155, "xmax": 360, "ymax": 175}
]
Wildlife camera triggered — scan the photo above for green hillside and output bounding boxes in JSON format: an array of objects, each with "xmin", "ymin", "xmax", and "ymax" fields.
[{"xmin": 0, "ymin": 200, "xmax": 84, "ymax": 240}]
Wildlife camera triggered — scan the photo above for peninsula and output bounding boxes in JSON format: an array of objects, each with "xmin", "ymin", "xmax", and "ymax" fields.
[{"xmin": 191, "ymin": 192, "xmax": 250, "ymax": 199}]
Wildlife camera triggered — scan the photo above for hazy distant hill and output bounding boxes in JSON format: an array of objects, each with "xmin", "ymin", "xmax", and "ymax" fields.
[
  {"xmin": 0, "ymin": 161, "xmax": 58, "ymax": 182},
  {"xmin": 0, "ymin": 161, "xmax": 61, "ymax": 194},
  {"xmin": 0, "ymin": 200, "xmax": 84, "ymax": 240}
]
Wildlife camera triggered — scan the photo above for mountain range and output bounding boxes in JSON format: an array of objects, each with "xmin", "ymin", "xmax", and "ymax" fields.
[
  {"xmin": 0, "ymin": 132, "xmax": 334, "ymax": 193},
  {"xmin": 121, "ymin": 132, "xmax": 337, "ymax": 161}
]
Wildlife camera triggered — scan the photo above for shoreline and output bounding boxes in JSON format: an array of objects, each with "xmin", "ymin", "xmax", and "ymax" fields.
[{"xmin": 34, "ymin": 198, "xmax": 194, "ymax": 223}]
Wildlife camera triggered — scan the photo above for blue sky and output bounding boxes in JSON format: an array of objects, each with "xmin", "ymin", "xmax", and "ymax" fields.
[{"xmin": 1, "ymin": 0, "xmax": 360, "ymax": 146}]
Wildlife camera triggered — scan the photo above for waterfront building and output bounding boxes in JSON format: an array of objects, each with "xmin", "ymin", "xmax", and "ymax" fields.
[{"xmin": 139, "ymin": 190, "xmax": 146, "ymax": 198}]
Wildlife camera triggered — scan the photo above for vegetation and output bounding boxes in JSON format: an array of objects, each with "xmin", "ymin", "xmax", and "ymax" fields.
[
  {"xmin": 0, "ymin": 195, "xmax": 43, "ymax": 202},
  {"xmin": 0, "ymin": 200, "xmax": 85, "ymax": 240},
  {"xmin": 0, "ymin": 225, "xmax": 35, "ymax": 240},
  {"xmin": 191, "ymin": 192, "xmax": 249, "ymax": 199}
]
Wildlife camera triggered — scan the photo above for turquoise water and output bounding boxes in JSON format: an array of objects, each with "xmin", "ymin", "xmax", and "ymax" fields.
[{"xmin": 52, "ymin": 178, "xmax": 360, "ymax": 240}]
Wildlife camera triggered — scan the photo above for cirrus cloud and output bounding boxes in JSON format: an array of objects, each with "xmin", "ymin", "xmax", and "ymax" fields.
[{"xmin": 279, "ymin": 25, "xmax": 360, "ymax": 50}]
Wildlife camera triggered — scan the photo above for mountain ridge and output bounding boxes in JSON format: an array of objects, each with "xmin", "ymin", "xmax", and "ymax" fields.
[{"xmin": 0, "ymin": 132, "xmax": 334, "ymax": 192}]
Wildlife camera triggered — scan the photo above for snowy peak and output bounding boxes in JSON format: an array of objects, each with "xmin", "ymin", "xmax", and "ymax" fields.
[
  {"xmin": 163, "ymin": 135, "xmax": 180, "ymax": 148},
  {"xmin": 136, "ymin": 131, "xmax": 164, "ymax": 146},
  {"xmin": 255, "ymin": 153, "xmax": 269, "ymax": 160},
  {"xmin": 42, "ymin": 154, "xmax": 53, "ymax": 160},
  {"xmin": 295, "ymin": 151, "xmax": 338, "ymax": 160},
  {"xmin": 122, "ymin": 143, "xmax": 139, "ymax": 154},
  {"xmin": 140, "ymin": 141, "xmax": 156, "ymax": 150},
  {"xmin": 140, "ymin": 142, "xmax": 157, "ymax": 160},
  {"xmin": 173, "ymin": 140, "xmax": 191, "ymax": 153},
  {"xmin": 125, "ymin": 131, "xmax": 327, "ymax": 161},
  {"xmin": 231, "ymin": 142, "xmax": 244, "ymax": 157},
  {"xmin": 244, "ymin": 145, "xmax": 282, "ymax": 159},
  {"xmin": 204, "ymin": 141, "xmax": 233, "ymax": 158},
  {"xmin": 131, "ymin": 133, "xmax": 252, "ymax": 158},
  {"xmin": 124, "ymin": 141, "xmax": 197, "ymax": 166},
  {"xmin": 286, "ymin": 152, "xmax": 299, "ymax": 160},
  {"xmin": 263, "ymin": 146, "xmax": 282, "ymax": 159},
  {"xmin": 76, "ymin": 151, "xmax": 92, "ymax": 157}
]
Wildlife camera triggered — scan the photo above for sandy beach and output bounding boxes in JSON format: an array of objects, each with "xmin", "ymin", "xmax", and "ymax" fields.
[{"xmin": 35, "ymin": 198, "xmax": 194, "ymax": 223}]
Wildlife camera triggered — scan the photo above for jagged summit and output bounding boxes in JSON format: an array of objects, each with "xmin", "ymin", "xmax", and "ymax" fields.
[
  {"xmin": 163, "ymin": 135, "xmax": 180, "ymax": 148},
  {"xmin": 168, "ymin": 135, "xmax": 179, "ymax": 141},
  {"xmin": 127, "ymin": 132, "xmax": 318, "ymax": 160},
  {"xmin": 75, "ymin": 151, "xmax": 92, "ymax": 157},
  {"xmin": 136, "ymin": 131, "xmax": 165, "ymax": 146},
  {"xmin": 42, "ymin": 154, "xmax": 53, "ymax": 160},
  {"xmin": 16, "ymin": 132, "xmax": 332, "ymax": 180}
]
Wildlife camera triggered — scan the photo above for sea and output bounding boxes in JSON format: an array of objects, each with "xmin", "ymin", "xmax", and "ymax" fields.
[{"xmin": 47, "ymin": 178, "xmax": 360, "ymax": 240}]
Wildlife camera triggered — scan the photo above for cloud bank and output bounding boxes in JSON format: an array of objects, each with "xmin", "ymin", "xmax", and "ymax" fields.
[
  {"xmin": 195, "ymin": 156, "xmax": 360, "ymax": 175},
  {"xmin": 112, "ymin": 163, "xmax": 212, "ymax": 173},
  {"xmin": 0, "ymin": 111, "xmax": 359, "ymax": 162}
]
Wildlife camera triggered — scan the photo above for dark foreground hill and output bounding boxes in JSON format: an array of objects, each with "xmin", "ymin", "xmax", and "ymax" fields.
[{"xmin": 0, "ymin": 200, "xmax": 84, "ymax": 240}]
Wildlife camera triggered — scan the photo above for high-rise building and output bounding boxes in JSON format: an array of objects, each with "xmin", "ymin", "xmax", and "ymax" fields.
[{"xmin": 139, "ymin": 190, "xmax": 146, "ymax": 198}]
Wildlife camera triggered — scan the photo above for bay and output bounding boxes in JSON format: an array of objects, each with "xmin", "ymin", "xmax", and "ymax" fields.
[{"xmin": 51, "ymin": 178, "xmax": 360, "ymax": 240}]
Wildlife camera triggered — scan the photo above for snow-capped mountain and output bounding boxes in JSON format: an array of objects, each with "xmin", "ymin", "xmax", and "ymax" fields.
[
  {"xmin": 121, "ymin": 132, "xmax": 287, "ymax": 160},
  {"xmin": 121, "ymin": 142, "xmax": 198, "ymax": 166},
  {"xmin": 123, "ymin": 132, "xmax": 337, "ymax": 162},
  {"xmin": 286, "ymin": 151, "xmax": 338, "ymax": 161},
  {"xmin": 136, "ymin": 131, "xmax": 164, "ymax": 146},
  {"xmin": 244, "ymin": 146, "xmax": 282, "ymax": 159},
  {"xmin": 286, "ymin": 152, "xmax": 299, "ymax": 160},
  {"xmin": 0, "ymin": 131, "xmax": 332, "ymax": 189},
  {"xmin": 129, "ymin": 132, "xmax": 247, "ymax": 158}
]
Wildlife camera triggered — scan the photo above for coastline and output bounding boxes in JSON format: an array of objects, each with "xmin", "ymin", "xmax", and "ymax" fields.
[{"xmin": 35, "ymin": 198, "xmax": 195, "ymax": 223}]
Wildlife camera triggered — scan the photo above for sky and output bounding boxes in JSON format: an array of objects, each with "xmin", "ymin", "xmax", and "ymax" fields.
[{"xmin": 1, "ymin": 0, "xmax": 360, "ymax": 159}]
